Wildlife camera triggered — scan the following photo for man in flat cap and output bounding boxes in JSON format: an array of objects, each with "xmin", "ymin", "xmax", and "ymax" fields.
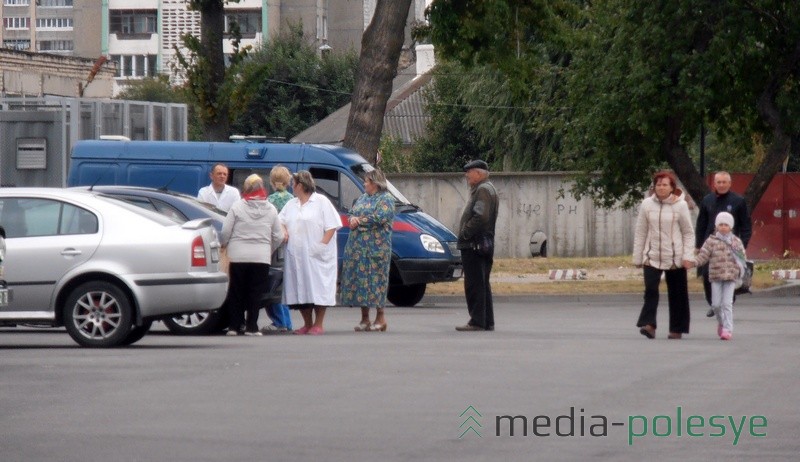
[{"xmin": 456, "ymin": 159, "xmax": 499, "ymax": 331}]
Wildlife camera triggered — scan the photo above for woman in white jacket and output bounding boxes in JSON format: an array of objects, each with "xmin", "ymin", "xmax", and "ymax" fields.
[{"xmin": 633, "ymin": 170, "xmax": 695, "ymax": 340}]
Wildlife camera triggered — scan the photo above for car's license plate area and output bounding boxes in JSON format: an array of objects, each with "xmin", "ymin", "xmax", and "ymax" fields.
[{"xmin": 0, "ymin": 287, "xmax": 10, "ymax": 307}]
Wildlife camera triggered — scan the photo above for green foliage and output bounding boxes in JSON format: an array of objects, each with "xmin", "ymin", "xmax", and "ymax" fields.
[
  {"xmin": 375, "ymin": 136, "xmax": 411, "ymax": 173},
  {"xmin": 115, "ymin": 76, "xmax": 186, "ymax": 103},
  {"xmin": 563, "ymin": 0, "xmax": 800, "ymax": 207},
  {"xmin": 230, "ymin": 23, "xmax": 358, "ymax": 139},
  {"xmin": 412, "ymin": 61, "xmax": 485, "ymax": 172},
  {"xmin": 413, "ymin": 57, "xmax": 569, "ymax": 172},
  {"xmin": 426, "ymin": 0, "xmax": 800, "ymax": 208}
]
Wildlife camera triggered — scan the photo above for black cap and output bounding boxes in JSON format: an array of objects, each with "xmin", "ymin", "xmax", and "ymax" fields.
[{"xmin": 463, "ymin": 159, "xmax": 489, "ymax": 172}]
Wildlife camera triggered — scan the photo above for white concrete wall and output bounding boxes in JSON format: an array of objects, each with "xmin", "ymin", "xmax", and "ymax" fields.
[
  {"xmin": 0, "ymin": 49, "xmax": 115, "ymax": 98},
  {"xmin": 108, "ymin": 35, "xmax": 159, "ymax": 55},
  {"xmin": 387, "ymin": 172, "xmax": 636, "ymax": 258}
]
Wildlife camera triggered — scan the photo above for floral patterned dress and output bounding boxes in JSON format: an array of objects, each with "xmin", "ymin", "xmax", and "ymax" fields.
[{"xmin": 340, "ymin": 190, "xmax": 395, "ymax": 308}]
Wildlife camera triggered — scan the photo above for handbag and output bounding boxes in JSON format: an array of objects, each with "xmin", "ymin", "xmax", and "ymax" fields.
[
  {"xmin": 734, "ymin": 260, "xmax": 754, "ymax": 295},
  {"xmin": 265, "ymin": 267, "xmax": 283, "ymax": 297},
  {"xmin": 473, "ymin": 234, "xmax": 494, "ymax": 257}
]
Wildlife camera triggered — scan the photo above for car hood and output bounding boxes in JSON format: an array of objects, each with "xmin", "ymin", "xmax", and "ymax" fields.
[{"xmin": 396, "ymin": 211, "xmax": 457, "ymax": 242}]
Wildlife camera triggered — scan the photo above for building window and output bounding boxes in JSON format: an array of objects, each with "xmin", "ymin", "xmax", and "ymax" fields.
[
  {"xmin": 3, "ymin": 17, "xmax": 30, "ymax": 30},
  {"xmin": 37, "ymin": 40, "xmax": 74, "ymax": 52},
  {"xmin": 224, "ymin": 10, "xmax": 261, "ymax": 37},
  {"xmin": 35, "ymin": 18, "xmax": 73, "ymax": 30},
  {"xmin": 3, "ymin": 39, "xmax": 30, "ymax": 50},
  {"xmin": 109, "ymin": 10, "xmax": 157, "ymax": 35},
  {"xmin": 110, "ymin": 54, "xmax": 158, "ymax": 78},
  {"xmin": 37, "ymin": 0, "xmax": 73, "ymax": 6},
  {"xmin": 4, "ymin": 0, "xmax": 30, "ymax": 6}
]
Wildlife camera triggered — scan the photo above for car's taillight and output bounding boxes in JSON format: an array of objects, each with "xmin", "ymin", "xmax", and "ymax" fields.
[{"xmin": 191, "ymin": 236, "xmax": 207, "ymax": 267}]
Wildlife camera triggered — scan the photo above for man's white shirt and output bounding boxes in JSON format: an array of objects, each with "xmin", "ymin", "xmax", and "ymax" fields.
[{"xmin": 197, "ymin": 184, "xmax": 240, "ymax": 212}]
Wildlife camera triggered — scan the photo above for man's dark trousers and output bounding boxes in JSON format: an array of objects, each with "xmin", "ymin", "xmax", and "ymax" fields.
[{"xmin": 462, "ymin": 248, "xmax": 494, "ymax": 329}]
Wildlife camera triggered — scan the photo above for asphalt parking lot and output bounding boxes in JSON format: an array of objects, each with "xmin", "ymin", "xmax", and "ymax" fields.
[{"xmin": 1, "ymin": 292, "xmax": 798, "ymax": 461}]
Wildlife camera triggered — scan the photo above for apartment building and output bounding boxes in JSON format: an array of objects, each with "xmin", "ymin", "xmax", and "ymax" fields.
[
  {"xmin": 0, "ymin": 0, "xmax": 101, "ymax": 57},
  {"xmin": 2, "ymin": 0, "xmax": 430, "ymax": 95}
]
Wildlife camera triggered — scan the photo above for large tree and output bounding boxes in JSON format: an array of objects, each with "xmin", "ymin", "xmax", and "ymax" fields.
[
  {"xmin": 173, "ymin": 0, "xmax": 247, "ymax": 141},
  {"xmin": 566, "ymin": 0, "xmax": 800, "ymax": 210},
  {"xmin": 426, "ymin": 0, "xmax": 800, "ymax": 211},
  {"xmin": 344, "ymin": 0, "xmax": 414, "ymax": 164}
]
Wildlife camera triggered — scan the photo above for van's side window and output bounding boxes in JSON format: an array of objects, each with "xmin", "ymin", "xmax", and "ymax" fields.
[
  {"xmin": 230, "ymin": 169, "xmax": 271, "ymax": 191},
  {"xmin": 310, "ymin": 168, "xmax": 341, "ymax": 209},
  {"xmin": 340, "ymin": 173, "xmax": 362, "ymax": 213},
  {"xmin": 308, "ymin": 167, "xmax": 362, "ymax": 212}
]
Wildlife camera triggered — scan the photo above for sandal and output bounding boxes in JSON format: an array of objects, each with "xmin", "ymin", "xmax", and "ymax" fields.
[
  {"xmin": 354, "ymin": 321, "xmax": 371, "ymax": 332},
  {"xmin": 370, "ymin": 321, "xmax": 387, "ymax": 332}
]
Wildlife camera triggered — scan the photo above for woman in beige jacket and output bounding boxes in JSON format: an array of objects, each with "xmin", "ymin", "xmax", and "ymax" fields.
[{"xmin": 632, "ymin": 171, "xmax": 695, "ymax": 339}]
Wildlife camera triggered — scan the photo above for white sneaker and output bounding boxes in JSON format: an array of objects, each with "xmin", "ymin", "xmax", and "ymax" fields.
[
  {"xmin": 260, "ymin": 324, "xmax": 288, "ymax": 334},
  {"xmin": 244, "ymin": 331, "xmax": 263, "ymax": 337},
  {"xmin": 226, "ymin": 330, "xmax": 239, "ymax": 336}
]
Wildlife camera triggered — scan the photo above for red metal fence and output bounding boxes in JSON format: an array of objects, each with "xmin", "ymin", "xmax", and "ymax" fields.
[{"xmin": 725, "ymin": 173, "xmax": 800, "ymax": 259}]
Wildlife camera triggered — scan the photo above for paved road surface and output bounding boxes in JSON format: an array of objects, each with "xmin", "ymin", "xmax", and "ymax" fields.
[{"xmin": 1, "ymin": 293, "xmax": 798, "ymax": 461}]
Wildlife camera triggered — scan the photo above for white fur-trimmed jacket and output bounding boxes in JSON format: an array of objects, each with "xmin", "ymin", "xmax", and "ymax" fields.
[{"xmin": 632, "ymin": 190, "xmax": 695, "ymax": 270}]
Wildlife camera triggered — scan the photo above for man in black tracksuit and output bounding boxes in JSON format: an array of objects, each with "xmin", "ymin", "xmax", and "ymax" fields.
[{"xmin": 695, "ymin": 172, "xmax": 752, "ymax": 314}]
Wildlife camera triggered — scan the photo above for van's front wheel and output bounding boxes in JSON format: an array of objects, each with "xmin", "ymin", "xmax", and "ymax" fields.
[{"xmin": 387, "ymin": 283, "xmax": 426, "ymax": 307}]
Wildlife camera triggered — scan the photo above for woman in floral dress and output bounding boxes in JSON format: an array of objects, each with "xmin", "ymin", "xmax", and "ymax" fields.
[{"xmin": 340, "ymin": 169, "xmax": 395, "ymax": 332}]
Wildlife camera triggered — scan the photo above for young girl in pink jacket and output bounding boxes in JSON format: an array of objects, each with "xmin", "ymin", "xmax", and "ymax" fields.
[{"xmin": 693, "ymin": 212, "xmax": 747, "ymax": 340}]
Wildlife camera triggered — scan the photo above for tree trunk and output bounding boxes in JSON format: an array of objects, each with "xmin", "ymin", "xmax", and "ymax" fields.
[
  {"xmin": 344, "ymin": 0, "xmax": 414, "ymax": 164},
  {"xmin": 663, "ymin": 114, "xmax": 708, "ymax": 205},
  {"xmin": 199, "ymin": 2, "xmax": 229, "ymax": 141}
]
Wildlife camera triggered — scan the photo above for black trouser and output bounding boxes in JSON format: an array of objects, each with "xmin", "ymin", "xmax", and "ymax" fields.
[
  {"xmin": 637, "ymin": 265, "xmax": 690, "ymax": 334},
  {"xmin": 227, "ymin": 262, "xmax": 270, "ymax": 332},
  {"xmin": 462, "ymin": 248, "xmax": 494, "ymax": 329}
]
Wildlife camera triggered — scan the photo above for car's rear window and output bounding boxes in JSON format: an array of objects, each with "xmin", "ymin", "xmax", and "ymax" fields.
[{"xmin": 93, "ymin": 194, "xmax": 179, "ymax": 226}]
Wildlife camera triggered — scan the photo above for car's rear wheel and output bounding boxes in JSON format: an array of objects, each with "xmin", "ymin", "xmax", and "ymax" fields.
[
  {"xmin": 63, "ymin": 282, "xmax": 133, "ymax": 348},
  {"xmin": 387, "ymin": 283, "xmax": 427, "ymax": 307},
  {"xmin": 163, "ymin": 310, "xmax": 225, "ymax": 335},
  {"xmin": 121, "ymin": 320, "xmax": 153, "ymax": 345}
]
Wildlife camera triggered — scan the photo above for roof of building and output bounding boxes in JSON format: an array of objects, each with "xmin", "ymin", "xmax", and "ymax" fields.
[{"xmin": 290, "ymin": 65, "xmax": 433, "ymax": 145}]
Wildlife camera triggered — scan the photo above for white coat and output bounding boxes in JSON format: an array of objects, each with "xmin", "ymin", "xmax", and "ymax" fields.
[{"xmin": 279, "ymin": 192, "xmax": 342, "ymax": 306}]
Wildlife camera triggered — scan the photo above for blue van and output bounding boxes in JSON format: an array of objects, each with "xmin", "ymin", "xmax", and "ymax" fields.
[{"xmin": 67, "ymin": 140, "xmax": 462, "ymax": 307}]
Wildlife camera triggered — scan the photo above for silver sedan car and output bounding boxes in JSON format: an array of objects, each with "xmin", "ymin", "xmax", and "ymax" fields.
[{"xmin": 0, "ymin": 188, "xmax": 228, "ymax": 347}]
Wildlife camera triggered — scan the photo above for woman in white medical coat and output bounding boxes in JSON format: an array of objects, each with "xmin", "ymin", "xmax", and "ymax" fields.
[{"xmin": 279, "ymin": 170, "xmax": 342, "ymax": 335}]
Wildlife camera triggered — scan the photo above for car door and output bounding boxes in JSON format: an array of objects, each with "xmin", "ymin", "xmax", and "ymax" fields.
[{"xmin": 0, "ymin": 197, "xmax": 101, "ymax": 315}]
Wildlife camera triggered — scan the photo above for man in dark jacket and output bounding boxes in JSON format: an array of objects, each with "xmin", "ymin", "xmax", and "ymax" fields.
[
  {"xmin": 456, "ymin": 160, "xmax": 499, "ymax": 331},
  {"xmin": 695, "ymin": 171, "xmax": 752, "ymax": 314}
]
